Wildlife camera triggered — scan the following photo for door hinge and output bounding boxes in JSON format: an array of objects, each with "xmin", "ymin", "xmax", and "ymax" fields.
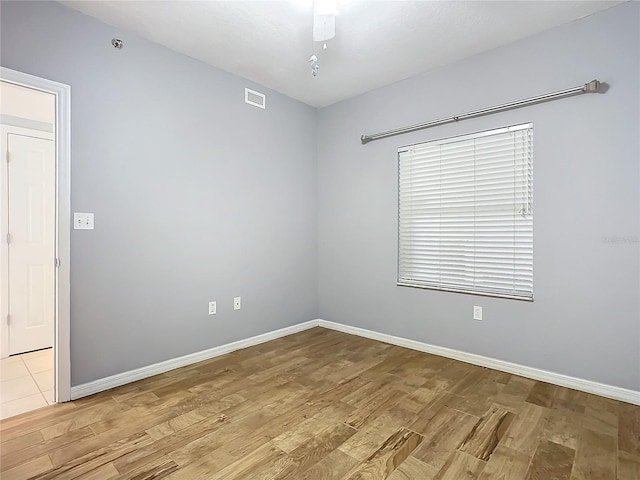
[
  {"xmin": 6, "ymin": 314, "xmax": 10, "ymax": 325},
  {"xmin": 5, "ymin": 233, "xmax": 10, "ymax": 244},
  {"xmin": 55, "ymin": 258, "xmax": 61, "ymax": 268},
  {"xmin": 5, "ymin": 151, "xmax": 9, "ymax": 163}
]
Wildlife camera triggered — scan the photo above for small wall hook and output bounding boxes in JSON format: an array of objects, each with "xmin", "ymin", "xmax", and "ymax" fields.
[{"xmin": 111, "ymin": 38, "xmax": 123, "ymax": 49}]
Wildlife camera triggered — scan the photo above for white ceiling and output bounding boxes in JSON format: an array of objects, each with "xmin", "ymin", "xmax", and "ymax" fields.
[{"xmin": 61, "ymin": 1, "xmax": 625, "ymax": 108}]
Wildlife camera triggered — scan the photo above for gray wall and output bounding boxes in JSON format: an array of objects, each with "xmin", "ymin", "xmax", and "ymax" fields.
[
  {"xmin": 1, "ymin": 1, "xmax": 318, "ymax": 386},
  {"xmin": 317, "ymin": 2, "xmax": 640, "ymax": 390}
]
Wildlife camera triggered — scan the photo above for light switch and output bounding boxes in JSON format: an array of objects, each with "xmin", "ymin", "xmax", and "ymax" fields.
[{"xmin": 74, "ymin": 213, "xmax": 94, "ymax": 230}]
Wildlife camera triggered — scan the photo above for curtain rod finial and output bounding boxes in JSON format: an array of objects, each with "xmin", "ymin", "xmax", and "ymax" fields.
[{"xmin": 361, "ymin": 135, "xmax": 372, "ymax": 144}]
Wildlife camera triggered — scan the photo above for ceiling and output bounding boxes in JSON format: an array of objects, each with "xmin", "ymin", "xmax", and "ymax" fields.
[{"xmin": 61, "ymin": 1, "xmax": 625, "ymax": 108}]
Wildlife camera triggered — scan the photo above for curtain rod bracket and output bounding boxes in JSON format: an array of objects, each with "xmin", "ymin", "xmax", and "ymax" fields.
[{"xmin": 583, "ymin": 79, "xmax": 601, "ymax": 92}]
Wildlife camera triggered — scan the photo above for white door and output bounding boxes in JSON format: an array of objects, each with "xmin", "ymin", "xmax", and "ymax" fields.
[{"xmin": 5, "ymin": 133, "xmax": 55, "ymax": 354}]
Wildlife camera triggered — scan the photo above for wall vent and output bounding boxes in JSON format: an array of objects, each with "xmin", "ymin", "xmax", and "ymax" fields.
[{"xmin": 245, "ymin": 88, "xmax": 266, "ymax": 109}]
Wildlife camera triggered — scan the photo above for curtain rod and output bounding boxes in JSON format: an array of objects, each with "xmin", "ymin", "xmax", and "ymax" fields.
[{"xmin": 360, "ymin": 80, "xmax": 605, "ymax": 145}]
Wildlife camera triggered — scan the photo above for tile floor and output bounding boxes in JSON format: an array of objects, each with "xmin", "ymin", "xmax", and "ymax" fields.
[{"xmin": 0, "ymin": 348, "xmax": 53, "ymax": 419}]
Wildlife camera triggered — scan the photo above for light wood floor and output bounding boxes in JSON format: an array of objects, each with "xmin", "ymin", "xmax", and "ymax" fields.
[{"xmin": 1, "ymin": 327, "xmax": 638, "ymax": 479}]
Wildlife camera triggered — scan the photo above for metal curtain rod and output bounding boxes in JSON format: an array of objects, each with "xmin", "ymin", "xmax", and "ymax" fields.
[{"xmin": 360, "ymin": 79, "xmax": 605, "ymax": 144}]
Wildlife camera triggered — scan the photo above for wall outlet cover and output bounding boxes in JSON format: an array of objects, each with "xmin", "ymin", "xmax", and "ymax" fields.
[{"xmin": 473, "ymin": 306, "xmax": 483, "ymax": 321}]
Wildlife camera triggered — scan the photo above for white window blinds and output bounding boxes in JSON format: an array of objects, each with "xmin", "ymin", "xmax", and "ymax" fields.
[{"xmin": 398, "ymin": 123, "xmax": 533, "ymax": 301}]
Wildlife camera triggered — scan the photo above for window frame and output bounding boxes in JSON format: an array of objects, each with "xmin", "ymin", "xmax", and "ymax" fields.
[{"xmin": 397, "ymin": 123, "xmax": 534, "ymax": 301}]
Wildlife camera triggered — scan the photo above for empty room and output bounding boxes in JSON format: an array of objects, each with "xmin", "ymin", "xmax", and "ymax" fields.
[{"xmin": 0, "ymin": 0, "xmax": 638, "ymax": 479}]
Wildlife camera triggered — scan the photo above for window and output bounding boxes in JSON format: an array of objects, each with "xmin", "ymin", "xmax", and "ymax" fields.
[{"xmin": 398, "ymin": 123, "xmax": 533, "ymax": 300}]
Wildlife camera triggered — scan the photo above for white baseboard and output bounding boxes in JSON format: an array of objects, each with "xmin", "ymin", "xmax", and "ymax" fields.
[
  {"xmin": 318, "ymin": 320, "xmax": 640, "ymax": 406},
  {"xmin": 70, "ymin": 320, "xmax": 320, "ymax": 400},
  {"xmin": 71, "ymin": 318, "xmax": 640, "ymax": 406}
]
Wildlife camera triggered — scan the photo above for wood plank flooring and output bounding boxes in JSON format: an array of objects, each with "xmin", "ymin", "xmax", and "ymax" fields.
[{"xmin": 0, "ymin": 327, "xmax": 638, "ymax": 479}]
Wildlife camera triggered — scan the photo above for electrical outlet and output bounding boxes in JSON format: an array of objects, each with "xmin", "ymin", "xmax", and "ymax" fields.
[
  {"xmin": 208, "ymin": 301, "xmax": 216, "ymax": 315},
  {"xmin": 473, "ymin": 305, "xmax": 483, "ymax": 321},
  {"xmin": 234, "ymin": 296, "xmax": 241, "ymax": 310}
]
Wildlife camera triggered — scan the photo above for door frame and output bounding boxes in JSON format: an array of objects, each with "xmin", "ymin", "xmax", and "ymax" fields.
[{"xmin": 0, "ymin": 67, "xmax": 71, "ymax": 402}]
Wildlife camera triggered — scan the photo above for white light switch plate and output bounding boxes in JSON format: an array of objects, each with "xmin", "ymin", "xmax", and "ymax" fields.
[
  {"xmin": 234, "ymin": 296, "xmax": 241, "ymax": 310},
  {"xmin": 74, "ymin": 212, "xmax": 94, "ymax": 230},
  {"xmin": 473, "ymin": 306, "xmax": 483, "ymax": 321},
  {"xmin": 209, "ymin": 301, "xmax": 217, "ymax": 315}
]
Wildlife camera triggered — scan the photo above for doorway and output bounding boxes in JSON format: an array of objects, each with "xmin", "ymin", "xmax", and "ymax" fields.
[{"xmin": 0, "ymin": 68, "xmax": 71, "ymax": 417}]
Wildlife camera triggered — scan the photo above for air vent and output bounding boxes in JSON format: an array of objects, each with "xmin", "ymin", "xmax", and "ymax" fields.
[{"xmin": 245, "ymin": 88, "xmax": 266, "ymax": 109}]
